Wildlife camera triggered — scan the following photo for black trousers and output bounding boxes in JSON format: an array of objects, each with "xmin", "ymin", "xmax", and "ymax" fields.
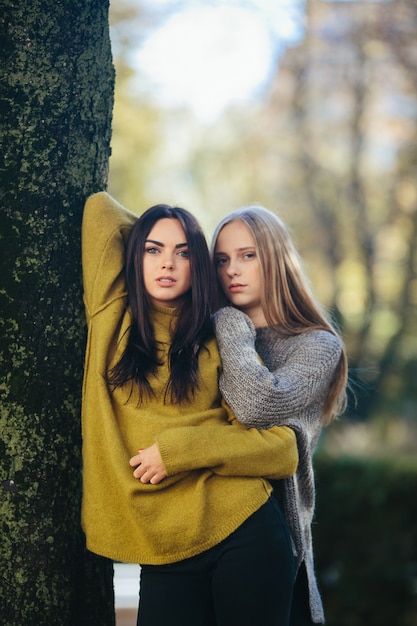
[
  {"xmin": 290, "ymin": 562, "xmax": 315, "ymax": 626},
  {"xmin": 137, "ymin": 497, "xmax": 296, "ymax": 626}
]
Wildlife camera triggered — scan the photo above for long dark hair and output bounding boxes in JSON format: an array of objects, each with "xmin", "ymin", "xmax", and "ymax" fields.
[{"xmin": 108, "ymin": 204, "xmax": 215, "ymax": 404}]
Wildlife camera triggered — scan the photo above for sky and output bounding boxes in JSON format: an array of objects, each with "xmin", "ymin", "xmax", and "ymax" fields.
[{"xmin": 133, "ymin": 0, "xmax": 304, "ymax": 121}]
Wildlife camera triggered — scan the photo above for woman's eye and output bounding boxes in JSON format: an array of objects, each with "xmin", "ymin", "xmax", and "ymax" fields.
[
  {"xmin": 145, "ymin": 247, "xmax": 159, "ymax": 254},
  {"xmin": 215, "ymin": 257, "xmax": 227, "ymax": 266},
  {"xmin": 178, "ymin": 249, "xmax": 189, "ymax": 258},
  {"xmin": 243, "ymin": 252, "xmax": 255, "ymax": 260}
]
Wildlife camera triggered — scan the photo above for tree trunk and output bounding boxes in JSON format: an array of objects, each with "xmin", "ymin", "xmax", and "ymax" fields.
[{"xmin": 0, "ymin": 1, "xmax": 115, "ymax": 624}]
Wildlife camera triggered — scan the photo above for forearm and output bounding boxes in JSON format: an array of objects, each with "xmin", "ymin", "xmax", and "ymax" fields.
[{"xmin": 156, "ymin": 420, "xmax": 298, "ymax": 479}]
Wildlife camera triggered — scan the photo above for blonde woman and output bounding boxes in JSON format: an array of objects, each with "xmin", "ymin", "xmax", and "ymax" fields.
[{"xmin": 212, "ymin": 205, "xmax": 348, "ymax": 625}]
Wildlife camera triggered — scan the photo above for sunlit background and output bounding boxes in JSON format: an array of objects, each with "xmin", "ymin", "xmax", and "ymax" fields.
[{"xmin": 108, "ymin": 0, "xmax": 417, "ymax": 458}]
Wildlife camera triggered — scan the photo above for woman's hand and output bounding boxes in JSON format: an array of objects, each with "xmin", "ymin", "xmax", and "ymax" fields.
[{"xmin": 129, "ymin": 443, "xmax": 167, "ymax": 484}]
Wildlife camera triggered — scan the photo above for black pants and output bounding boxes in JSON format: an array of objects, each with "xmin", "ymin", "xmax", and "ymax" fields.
[
  {"xmin": 137, "ymin": 497, "xmax": 296, "ymax": 626},
  {"xmin": 290, "ymin": 562, "xmax": 315, "ymax": 626}
]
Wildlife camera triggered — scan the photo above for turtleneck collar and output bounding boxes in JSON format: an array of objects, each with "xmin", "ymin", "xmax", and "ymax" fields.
[{"xmin": 151, "ymin": 302, "xmax": 180, "ymax": 318}]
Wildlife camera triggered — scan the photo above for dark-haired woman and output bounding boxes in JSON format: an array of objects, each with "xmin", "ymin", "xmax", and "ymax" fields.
[{"xmin": 81, "ymin": 192, "xmax": 298, "ymax": 626}]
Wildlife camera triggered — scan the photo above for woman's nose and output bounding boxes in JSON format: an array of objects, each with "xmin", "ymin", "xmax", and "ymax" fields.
[
  {"xmin": 162, "ymin": 255, "xmax": 174, "ymax": 269},
  {"xmin": 226, "ymin": 262, "xmax": 240, "ymax": 277}
]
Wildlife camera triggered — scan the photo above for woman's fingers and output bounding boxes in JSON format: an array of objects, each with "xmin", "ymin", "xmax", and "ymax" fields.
[{"xmin": 129, "ymin": 445, "xmax": 167, "ymax": 483}]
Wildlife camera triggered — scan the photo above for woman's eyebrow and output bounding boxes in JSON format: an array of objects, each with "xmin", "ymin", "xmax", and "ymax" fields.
[
  {"xmin": 145, "ymin": 239, "xmax": 188, "ymax": 249},
  {"xmin": 215, "ymin": 246, "xmax": 254, "ymax": 254}
]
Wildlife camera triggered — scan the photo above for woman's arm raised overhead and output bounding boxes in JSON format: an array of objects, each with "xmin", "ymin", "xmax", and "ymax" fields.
[{"xmin": 82, "ymin": 191, "xmax": 137, "ymax": 318}]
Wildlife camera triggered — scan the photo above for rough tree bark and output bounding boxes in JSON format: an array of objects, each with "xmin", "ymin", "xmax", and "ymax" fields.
[{"xmin": 0, "ymin": 1, "xmax": 115, "ymax": 624}]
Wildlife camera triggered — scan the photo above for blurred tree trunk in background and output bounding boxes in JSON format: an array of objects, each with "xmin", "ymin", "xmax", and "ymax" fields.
[{"xmin": 0, "ymin": 1, "xmax": 115, "ymax": 624}]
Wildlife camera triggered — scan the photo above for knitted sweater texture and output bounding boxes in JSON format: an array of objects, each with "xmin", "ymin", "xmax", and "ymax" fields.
[
  {"xmin": 214, "ymin": 307, "xmax": 344, "ymax": 624},
  {"xmin": 81, "ymin": 192, "xmax": 298, "ymax": 565}
]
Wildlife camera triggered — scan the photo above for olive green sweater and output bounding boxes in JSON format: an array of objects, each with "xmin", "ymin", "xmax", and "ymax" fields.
[{"xmin": 81, "ymin": 192, "xmax": 298, "ymax": 565}]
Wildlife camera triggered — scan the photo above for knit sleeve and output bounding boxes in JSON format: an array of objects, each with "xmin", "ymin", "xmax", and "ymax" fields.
[
  {"xmin": 214, "ymin": 307, "xmax": 343, "ymax": 430},
  {"xmin": 82, "ymin": 192, "xmax": 137, "ymax": 319},
  {"xmin": 156, "ymin": 406, "xmax": 298, "ymax": 480}
]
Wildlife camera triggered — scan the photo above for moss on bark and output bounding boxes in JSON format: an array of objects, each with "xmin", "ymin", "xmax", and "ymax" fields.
[{"xmin": 0, "ymin": 1, "xmax": 116, "ymax": 623}]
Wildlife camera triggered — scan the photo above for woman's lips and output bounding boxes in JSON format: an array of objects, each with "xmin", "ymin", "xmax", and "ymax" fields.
[
  {"xmin": 156, "ymin": 277, "xmax": 176, "ymax": 286},
  {"xmin": 229, "ymin": 283, "xmax": 246, "ymax": 293}
]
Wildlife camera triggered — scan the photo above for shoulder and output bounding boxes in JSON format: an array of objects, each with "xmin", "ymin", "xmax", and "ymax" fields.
[
  {"xmin": 257, "ymin": 327, "xmax": 343, "ymax": 363},
  {"xmin": 298, "ymin": 328, "xmax": 342, "ymax": 348},
  {"xmin": 287, "ymin": 329, "xmax": 342, "ymax": 356}
]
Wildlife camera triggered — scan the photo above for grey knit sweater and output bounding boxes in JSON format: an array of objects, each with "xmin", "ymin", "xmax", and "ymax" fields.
[{"xmin": 213, "ymin": 307, "xmax": 344, "ymax": 624}]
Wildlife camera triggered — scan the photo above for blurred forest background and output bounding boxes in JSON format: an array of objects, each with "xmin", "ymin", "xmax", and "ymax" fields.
[{"xmin": 107, "ymin": 0, "xmax": 417, "ymax": 461}]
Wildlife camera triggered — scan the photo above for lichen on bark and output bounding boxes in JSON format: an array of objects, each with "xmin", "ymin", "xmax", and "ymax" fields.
[{"xmin": 0, "ymin": 1, "xmax": 116, "ymax": 624}]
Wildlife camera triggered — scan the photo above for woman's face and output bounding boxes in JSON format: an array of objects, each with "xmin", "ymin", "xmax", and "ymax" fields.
[
  {"xmin": 143, "ymin": 218, "xmax": 191, "ymax": 308},
  {"xmin": 214, "ymin": 220, "xmax": 266, "ymax": 326}
]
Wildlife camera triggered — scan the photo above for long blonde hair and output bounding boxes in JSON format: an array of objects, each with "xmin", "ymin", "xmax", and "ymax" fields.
[{"xmin": 211, "ymin": 205, "xmax": 348, "ymax": 423}]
